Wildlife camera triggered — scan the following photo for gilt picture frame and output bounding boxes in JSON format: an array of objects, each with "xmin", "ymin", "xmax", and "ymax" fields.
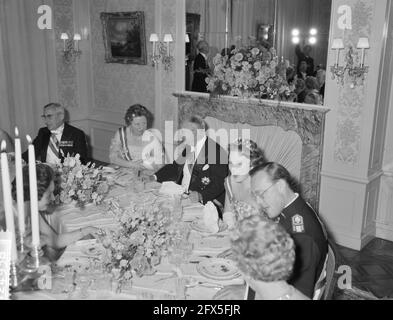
[{"xmin": 101, "ymin": 11, "xmax": 147, "ymax": 65}]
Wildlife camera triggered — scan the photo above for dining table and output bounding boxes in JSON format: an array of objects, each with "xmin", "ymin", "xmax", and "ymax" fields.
[{"xmin": 12, "ymin": 167, "xmax": 244, "ymax": 300}]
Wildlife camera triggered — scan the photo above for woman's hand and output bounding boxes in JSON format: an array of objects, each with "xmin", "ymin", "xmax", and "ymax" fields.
[{"xmin": 128, "ymin": 159, "xmax": 144, "ymax": 170}]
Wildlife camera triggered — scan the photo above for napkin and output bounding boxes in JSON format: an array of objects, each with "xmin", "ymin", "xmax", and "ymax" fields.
[
  {"xmin": 203, "ymin": 202, "xmax": 219, "ymax": 234},
  {"xmin": 159, "ymin": 182, "xmax": 185, "ymax": 196}
]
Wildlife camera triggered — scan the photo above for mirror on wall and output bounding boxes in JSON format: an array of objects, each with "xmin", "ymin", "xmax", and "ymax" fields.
[{"xmin": 185, "ymin": 0, "xmax": 332, "ymax": 105}]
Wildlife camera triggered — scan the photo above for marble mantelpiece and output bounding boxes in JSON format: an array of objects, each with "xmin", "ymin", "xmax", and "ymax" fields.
[{"xmin": 174, "ymin": 91, "xmax": 330, "ymax": 210}]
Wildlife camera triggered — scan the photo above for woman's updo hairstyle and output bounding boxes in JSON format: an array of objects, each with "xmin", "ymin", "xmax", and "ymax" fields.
[
  {"xmin": 12, "ymin": 164, "xmax": 54, "ymax": 202},
  {"xmin": 124, "ymin": 104, "xmax": 154, "ymax": 128},
  {"xmin": 231, "ymin": 215, "xmax": 295, "ymax": 282},
  {"xmin": 228, "ymin": 139, "xmax": 266, "ymax": 169}
]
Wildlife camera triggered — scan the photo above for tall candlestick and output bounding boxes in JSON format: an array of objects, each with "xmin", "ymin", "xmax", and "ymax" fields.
[
  {"xmin": 1, "ymin": 141, "xmax": 17, "ymax": 262},
  {"xmin": 26, "ymin": 135, "xmax": 40, "ymax": 248},
  {"xmin": 360, "ymin": 48, "xmax": 365, "ymax": 67},
  {"xmin": 14, "ymin": 127, "xmax": 25, "ymax": 239},
  {"xmin": 335, "ymin": 49, "xmax": 339, "ymax": 66}
]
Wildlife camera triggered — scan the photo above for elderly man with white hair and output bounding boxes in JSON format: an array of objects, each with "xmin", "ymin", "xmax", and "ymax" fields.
[{"xmin": 22, "ymin": 103, "xmax": 89, "ymax": 164}]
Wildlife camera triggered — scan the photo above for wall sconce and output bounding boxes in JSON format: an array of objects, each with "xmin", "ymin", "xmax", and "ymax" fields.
[
  {"xmin": 330, "ymin": 37, "xmax": 369, "ymax": 87},
  {"xmin": 60, "ymin": 33, "xmax": 82, "ymax": 62},
  {"xmin": 149, "ymin": 33, "xmax": 174, "ymax": 71}
]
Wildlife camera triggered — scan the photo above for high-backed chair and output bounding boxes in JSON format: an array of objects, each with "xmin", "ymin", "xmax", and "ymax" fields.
[{"xmin": 313, "ymin": 240, "xmax": 338, "ymax": 300}]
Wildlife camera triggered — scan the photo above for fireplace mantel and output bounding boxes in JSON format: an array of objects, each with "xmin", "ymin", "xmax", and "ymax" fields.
[{"xmin": 174, "ymin": 91, "xmax": 330, "ymax": 210}]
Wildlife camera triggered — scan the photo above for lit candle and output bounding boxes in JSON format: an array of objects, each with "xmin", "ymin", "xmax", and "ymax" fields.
[
  {"xmin": 14, "ymin": 128, "xmax": 25, "ymax": 238},
  {"xmin": 1, "ymin": 141, "xmax": 17, "ymax": 262},
  {"xmin": 26, "ymin": 135, "xmax": 40, "ymax": 248}
]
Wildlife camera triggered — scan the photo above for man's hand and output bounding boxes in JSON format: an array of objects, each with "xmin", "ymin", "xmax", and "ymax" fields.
[{"xmin": 213, "ymin": 285, "xmax": 247, "ymax": 300}]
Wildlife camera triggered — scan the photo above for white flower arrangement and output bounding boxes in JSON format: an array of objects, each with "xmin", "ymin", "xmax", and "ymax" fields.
[
  {"xmin": 99, "ymin": 198, "xmax": 181, "ymax": 290},
  {"xmin": 206, "ymin": 46, "xmax": 294, "ymax": 100},
  {"xmin": 53, "ymin": 154, "xmax": 112, "ymax": 207}
]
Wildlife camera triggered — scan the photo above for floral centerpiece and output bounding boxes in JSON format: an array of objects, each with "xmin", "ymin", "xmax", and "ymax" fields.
[
  {"xmin": 99, "ymin": 198, "xmax": 181, "ymax": 290},
  {"xmin": 206, "ymin": 46, "xmax": 294, "ymax": 100},
  {"xmin": 53, "ymin": 154, "xmax": 111, "ymax": 207}
]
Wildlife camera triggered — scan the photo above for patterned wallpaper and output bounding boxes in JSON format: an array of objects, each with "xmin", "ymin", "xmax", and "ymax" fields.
[
  {"xmin": 90, "ymin": 0, "xmax": 155, "ymax": 118},
  {"xmin": 333, "ymin": 0, "xmax": 373, "ymax": 166},
  {"xmin": 53, "ymin": 0, "xmax": 79, "ymax": 110}
]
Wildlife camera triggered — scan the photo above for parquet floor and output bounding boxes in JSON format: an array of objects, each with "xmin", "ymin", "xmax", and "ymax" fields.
[{"xmin": 334, "ymin": 238, "xmax": 393, "ymax": 299}]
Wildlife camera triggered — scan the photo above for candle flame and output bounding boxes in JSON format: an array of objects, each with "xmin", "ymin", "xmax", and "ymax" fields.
[
  {"xmin": 15, "ymin": 127, "xmax": 19, "ymax": 137},
  {"xmin": 1, "ymin": 140, "xmax": 6, "ymax": 153},
  {"xmin": 26, "ymin": 135, "xmax": 33, "ymax": 144}
]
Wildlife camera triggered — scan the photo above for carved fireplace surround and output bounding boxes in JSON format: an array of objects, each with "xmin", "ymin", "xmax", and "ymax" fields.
[{"xmin": 174, "ymin": 91, "xmax": 330, "ymax": 210}]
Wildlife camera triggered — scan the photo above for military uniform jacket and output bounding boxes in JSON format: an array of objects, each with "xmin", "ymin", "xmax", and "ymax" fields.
[{"xmin": 279, "ymin": 195, "xmax": 328, "ymax": 298}]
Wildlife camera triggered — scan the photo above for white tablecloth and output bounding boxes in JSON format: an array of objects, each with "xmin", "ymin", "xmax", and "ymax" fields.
[{"xmin": 14, "ymin": 170, "xmax": 244, "ymax": 300}]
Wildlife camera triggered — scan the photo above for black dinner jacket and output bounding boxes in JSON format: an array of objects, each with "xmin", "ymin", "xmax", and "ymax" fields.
[
  {"xmin": 155, "ymin": 137, "xmax": 228, "ymax": 206},
  {"xmin": 192, "ymin": 53, "xmax": 209, "ymax": 93},
  {"xmin": 22, "ymin": 123, "xmax": 89, "ymax": 164}
]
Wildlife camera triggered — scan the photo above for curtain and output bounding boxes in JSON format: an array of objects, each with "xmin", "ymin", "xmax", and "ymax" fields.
[
  {"xmin": 0, "ymin": 0, "xmax": 58, "ymax": 149},
  {"xmin": 199, "ymin": 0, "xmax": 228, "ymax": 57}
]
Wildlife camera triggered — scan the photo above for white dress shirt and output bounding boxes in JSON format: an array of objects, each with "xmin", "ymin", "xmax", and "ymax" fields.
[
  {"xmin": 181, "ymin": 136, "xmax": 207, "ymax": 192},
  {"xmin": 46, "ymin": 124, "xmax": 64, "ymax": 165}
]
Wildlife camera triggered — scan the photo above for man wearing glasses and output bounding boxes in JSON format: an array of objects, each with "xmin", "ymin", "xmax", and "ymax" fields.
[
  {"xmin": 22, "ymin": 103, "xmax": 88, "ymax": 164},
  {"xmin": 249, "ymin": 162, "xmax": 328, "ymax": 299}
]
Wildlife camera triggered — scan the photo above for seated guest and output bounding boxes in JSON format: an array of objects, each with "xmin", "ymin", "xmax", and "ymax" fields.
[
  {"xmin": 0, "ymin": 128, "xmax": 14, "ymax": 153},
  {"xmin": 151, "ymin": 115, "xmax": 228, "ymax": 207},
  {"xmin": 297, "ymin": 61, "xmax": 309, "ymax": 81},
  {"xmin": 231, "ymin": 215, "xmax": 309, "ymax": 300},
  {"xmin": 294, "ymin": 78, "xmax": 306, "ymax": 103},
  {"xmin": 223, "ymin": 139, "xmax": 266, "ymax": 223},
  {"xmin": 304, "ymin": 91, "xmax": 322, "ymax": 105},
  {"xmin": 109, "ymin": 104, "xmax": 164, "ymax": 171},
  {"xmin": 250, "ymin": 162, "xmax": 328, "ymax": 298},
  {"xmin": 11, "ymin": 164, "xmax": 99, "ymax": 260},
  {"xmin": 316, "ymin": 69, "xmax": 326, "ymax": 100},
  {"xmin": 298, "ymin": 76, "xmax": 320, "ymax": 104},
  {"xmin": 22, "ymin": 103, "xmax": 89, "ymax": 165}
]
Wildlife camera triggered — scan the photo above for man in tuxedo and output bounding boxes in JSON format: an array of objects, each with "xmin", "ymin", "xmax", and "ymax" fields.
[
  {"xmin": 22, "ymin": 103, "xmax": 89, "ymax": 164},
  {"xmin": 191, "ymin": 41, "xmax": 210, "ymax": 93},
  {"xmin": 152, "ymin": 115, "xmax": 228, "ymax": 209}
]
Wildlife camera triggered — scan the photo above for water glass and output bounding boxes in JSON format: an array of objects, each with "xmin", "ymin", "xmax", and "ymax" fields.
[{"xmin": 92, "ymin": 274, "xmax": 112, "ymax": 299}]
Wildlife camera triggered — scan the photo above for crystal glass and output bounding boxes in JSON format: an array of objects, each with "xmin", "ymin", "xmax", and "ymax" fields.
[
  {"xmin": 75, "ymin": 274, "xmax": 91, "ymax": 299},
  {"xmin": 91, "ymin": 273, "xmax": 112, "ymax": 299}
]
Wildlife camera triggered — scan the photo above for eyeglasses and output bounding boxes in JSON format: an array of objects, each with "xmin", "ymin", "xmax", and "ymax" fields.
[
  {"xmin": 41, "ymin": 114, "xmax": 55, "ymax": 120},
  {"xmin": 252, "ymin": 181, "xmax": 278, "ymax": 201}
]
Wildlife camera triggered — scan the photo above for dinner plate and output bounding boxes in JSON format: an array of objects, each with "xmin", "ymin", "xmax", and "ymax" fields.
[
  {"xmin": 197, "ymin": 258, "xmax": 241, "ymax": 281},
  {"xmin": 190, "ymin": 219, "xmax": 228, "ymax": 234},
  {"xmin": 81, "ymin": 243, "xmax": 105, "ymax": 257}
]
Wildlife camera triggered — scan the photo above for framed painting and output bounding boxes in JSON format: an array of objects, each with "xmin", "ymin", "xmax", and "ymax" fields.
[{"xmin": 101, "ymin": 11, "xmax": 147, "ymax": 65}]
